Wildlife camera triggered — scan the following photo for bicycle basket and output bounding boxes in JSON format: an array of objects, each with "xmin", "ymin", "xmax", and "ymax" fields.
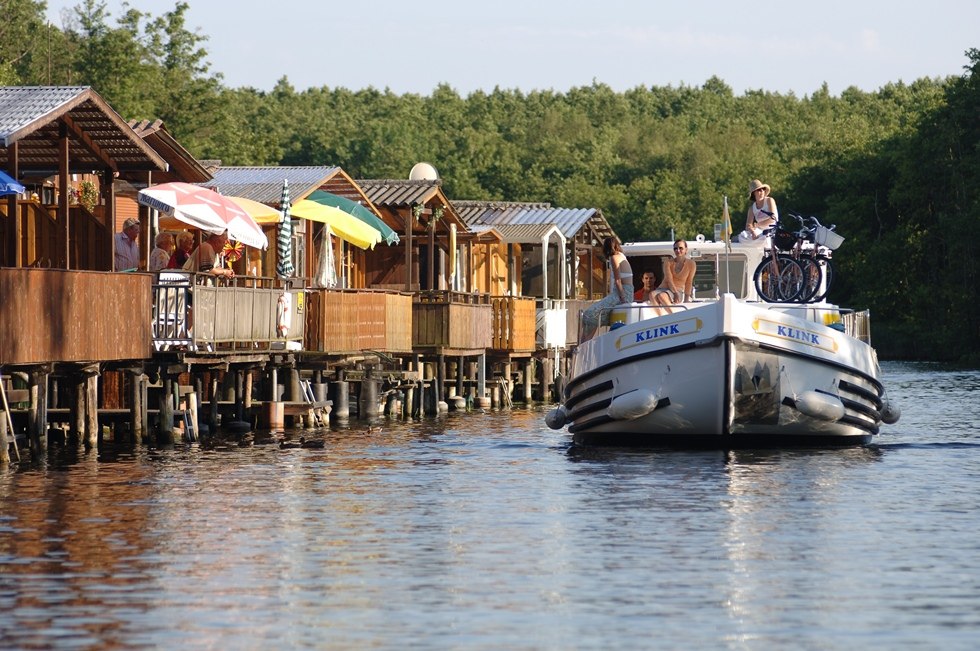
[
  {"xmin": 772, "ymin": 227, "xmax": 797, "ymax": 252},
  {"xmin": 814, "ymin": 226, "xmax": 844, "ymax": 250}
]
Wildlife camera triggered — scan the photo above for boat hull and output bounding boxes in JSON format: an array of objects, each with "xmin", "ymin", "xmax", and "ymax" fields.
[{"xmin": 560, "ymin": 295, "xmax": 882, "ymax": 448}]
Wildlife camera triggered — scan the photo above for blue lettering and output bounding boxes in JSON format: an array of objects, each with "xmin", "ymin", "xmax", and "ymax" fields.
[
  {"xmin": 776, "ymin": 325, "xmax": 820, "ymax": 345},
  {"xmin": 635, "ymin": 323, "xmax": 682, "ymax": 343}
]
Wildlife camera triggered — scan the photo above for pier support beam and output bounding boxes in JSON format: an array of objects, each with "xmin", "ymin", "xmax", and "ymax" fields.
[{"xmin": 28, "ymin": 369, "xmax": 49, "ymax": 456}]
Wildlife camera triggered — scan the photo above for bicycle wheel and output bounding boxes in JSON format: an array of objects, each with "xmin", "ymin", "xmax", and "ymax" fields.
[
  {"xmin": 774, "ymin": 255, "xmax": 805, "ymax": 302},
  {"xmin": 809, "ymin": 255, "xmax": 834, "ymax": 302},
  {"xmin": 754, "ymin": 256, "xmax": 781, "ymax": 302},
  {"xmin": 798, "ymin": 256, "xmax": 822, "ymax": 303},
  {"xmin": 754, "ymin": 255, "xmax": 804, "ymax": 302}
]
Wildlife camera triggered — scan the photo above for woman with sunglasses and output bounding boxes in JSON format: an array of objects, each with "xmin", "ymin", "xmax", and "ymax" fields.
[
  {"xmin": 741, "ymin": 179, "xmax": 779, "ymax": 241},
  {"xmin": 654, "ymin": 240, "xmax": 695, "ymax": 309}
]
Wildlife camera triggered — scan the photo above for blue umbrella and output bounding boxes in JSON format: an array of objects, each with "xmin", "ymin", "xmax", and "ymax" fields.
[
  {"xmin": 0, "ymin": 170, "xmax": 25, "ymax": 196},
  {"xmin": 307, "ymin": 190, "xmax": 399, "ymax": 245},
  {"xmin": 277, "ymin": 179, "xmax": 294, "ymax": 278}
]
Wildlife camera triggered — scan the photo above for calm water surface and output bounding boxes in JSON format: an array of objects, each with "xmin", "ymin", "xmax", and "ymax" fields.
[{"xmin": 1, "ymin": 361, "xmax": 979, "ymax": 649}]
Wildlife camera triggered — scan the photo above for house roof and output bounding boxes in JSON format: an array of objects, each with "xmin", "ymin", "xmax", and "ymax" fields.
[
  {"xmin": 471, "ymin": 222, "xmax": 565, "ymax": 245},
  {"xmin": 355, "ymin": 178, "xmax": 466, "ymax": 230},
  {"xmin": 128, "ymin": 119, "xmax": 211, "ymax": 183},
  {"xmin": 0, "ymin": 86, "xmax": 167, "ymax": 174},
  {"xmin": 454, "ymin": 200, "xmax": 615, "ymax": 243},
  {"xmin": 203, "ymin": 166, "xmax": 343, "ymax": 205},
  {"xmin": 356, "ymin": 178, "xmax": 445, "ymax": 206}
]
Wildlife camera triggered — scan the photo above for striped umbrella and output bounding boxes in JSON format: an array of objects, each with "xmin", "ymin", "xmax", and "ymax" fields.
[{"xmin": 277, "ymin": 179, "xmax": 294, "ymax": 278}]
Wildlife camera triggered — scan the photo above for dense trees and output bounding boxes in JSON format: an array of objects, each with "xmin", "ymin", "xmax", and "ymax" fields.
[{"xmin": 1, "ymin": 2, "xmax": 976, "ymax": 361}]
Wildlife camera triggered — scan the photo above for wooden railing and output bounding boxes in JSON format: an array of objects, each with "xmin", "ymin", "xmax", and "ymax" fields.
[
  {"xmin": 0, "ymin": 268, "xmax": 151, "ymax": 365},
  {"xmin": 413, "ymin": 290, "xmax": 492, "ymax": 353},
  {"xmin": 152, "ymin": 274, "xmax": 305, "ymax": 351},
  {"xmin": 491, "ymin": 296, "xmax": 536, "ymax": 353},
  {"xmin": 305, "ymin": 288, "xmax": 413, "ymax": 354}
]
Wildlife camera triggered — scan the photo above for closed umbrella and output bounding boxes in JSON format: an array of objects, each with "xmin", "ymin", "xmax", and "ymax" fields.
[
  {"xmin": 276, "ymin": 179, "xmax": 294, "ymax": 279},
  {"xmin": 0, "ymin": 170, "xmax": 25, "ymax": 196},
  {"xmin": 313, "ymin": 225, "xmax": 338, "ymax": 288},
  {"xmin": 307, "ymin": 190, "xmax": 399, "ymax": 245}
]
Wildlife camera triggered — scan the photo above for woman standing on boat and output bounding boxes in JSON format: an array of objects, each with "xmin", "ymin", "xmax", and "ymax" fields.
[
  {"xmin": 580, "ymin": 237, "xmax": 633, "ymax": 342},
  {"xmin": 742, "ymin": 179, "xmax": 779, "ymax": 241}
]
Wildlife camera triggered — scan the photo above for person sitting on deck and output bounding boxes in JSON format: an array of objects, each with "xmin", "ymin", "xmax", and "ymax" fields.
[
  {"xmin": 183, "ymin": 230, "xmax": 235, "ymax": 279},
  {"xmin": 634, "ymin": 271, "xmax": 657, "ymax": 302},
  {"xmin": 113, "ymin": 217, "xmax": 141, "ymax": 271},
  {"xmin": 656, "ymin": 239, "xmax": 696, "ymax": 309},
  {"xmin": 740, "ymin": 179, "xmax": 779, "ymax": 241},
  {"xmin": 580, "ymin": 237, "xmax": 633, "ymax": 342}
]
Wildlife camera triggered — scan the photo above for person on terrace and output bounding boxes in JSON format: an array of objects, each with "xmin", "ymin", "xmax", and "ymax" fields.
[
  {"xmin": 113, "ymin": 217, "xmax": 141, "ymax": 271},
  {"xmin": 580, "ymin": 237, "xmax": 633, "ymax": 342},
  {"xmin": 148, "ymin": 232, "xmax": 174, "ymax": 272},
  {"xmin": 741, "ymin": 179, "xmax": 779, "ymax": 241},
  {"xmin": 183, "ymin": 229, "xmax": 235, "ymax": 279},
  {"xmin": 168, "ymin": 231, "xmax": 195, "ymax": 269}
]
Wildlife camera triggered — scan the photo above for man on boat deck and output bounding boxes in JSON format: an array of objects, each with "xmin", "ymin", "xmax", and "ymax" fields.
[
  {"xmin": 113, "ymin": 217, "xmax": 141, "ymax": 271},
  {"xmin": 634, "ymin": 271, "xmax": 657, "ymax": 302}
]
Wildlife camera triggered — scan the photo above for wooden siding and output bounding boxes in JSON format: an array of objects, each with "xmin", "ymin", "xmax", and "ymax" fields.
[
  {"xmin": 413, "ymin": 291, "xmax": 492, "ymax": 352},
  {"xmin": 0, "ymin": 268, "xmax": 151, "ymax": 365},
  {"xmin": 306, "ymin": 289, "xmax": 413, "ymax": 354},
  {"xmin": 491, "ymin": 296, "xmax": 536, "ymax": 353}
]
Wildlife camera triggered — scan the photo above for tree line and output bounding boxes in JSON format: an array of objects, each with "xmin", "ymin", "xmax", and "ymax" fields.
[{"xmin": 2, "ymin": 1, "xmax": 977, "ymax": 362}]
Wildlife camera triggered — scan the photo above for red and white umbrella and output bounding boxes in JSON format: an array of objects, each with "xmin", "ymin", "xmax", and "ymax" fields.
[{"xmin": 137, "ymin": 182, "xmax": 268, "ymax": 249}]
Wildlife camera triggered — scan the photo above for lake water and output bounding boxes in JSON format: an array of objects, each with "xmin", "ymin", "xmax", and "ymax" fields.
[{"xmin": 1, "ymin": 361, "xmax": 978, "ymax": 649}]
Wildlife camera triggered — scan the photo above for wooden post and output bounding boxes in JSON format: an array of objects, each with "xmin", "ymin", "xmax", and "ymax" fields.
[
  {"xmin": 141, "ymin": 374, "xmax": 149, "ymax": 442},
  {"xmin": 542, "ymin": 355, "xmax": 554, "ymax": 403},
  {"xmin": 0, "ymin": 410, "xmax": 9, "ymax": 464},
  {"xmin": 28, "ymin": 370, "xmax": 48, "ymax": 456},
  {"xmin": 128, "ymin": 369, "xmax": 143, "ymax": 445},
  {"xmin": 209, "ymin": 374, "xmax": 219, "ymax": 432},
  {"xmin": 70, "ymin": 374, "xmax": 84, "ymax": 448},
  {"xmin": 244, "ymin": 369, "xmax": 253, "ymax": 412},
  {"xmin": 85, "ymin": 373, "xmax": 98, "ymax": 450},
  {"xmin": 157, "ymin": 375, "xmax": 174, "ymax": 444},
  {"xmin": 523, "ymin": 359, "xmax": 534, "ymax": 404}
]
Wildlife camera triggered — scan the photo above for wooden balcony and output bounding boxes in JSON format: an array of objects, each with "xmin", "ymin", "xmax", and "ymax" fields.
[
  {"xmin": 152, "ymin": 274, "xmax": 305, "ymax": 351},
  {"xmin": 491, "ymin": 296, "xmax": 536, "ymax": 354},
  {"xmin": 413, "ymin": 290, "xmax": 492, "ymax": 355},
  {"xmin": 306, "ymin": 289, "xmax": 413, "ymax": 355},
  {"xmin": 0, "ymin": 268, "xmax": 151, "ymax": 365}
]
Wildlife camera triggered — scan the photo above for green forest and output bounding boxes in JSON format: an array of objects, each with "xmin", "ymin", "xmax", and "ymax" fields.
[{"xmin": 2, "ymin": 1, "xmax": 978, "ymax": 362}]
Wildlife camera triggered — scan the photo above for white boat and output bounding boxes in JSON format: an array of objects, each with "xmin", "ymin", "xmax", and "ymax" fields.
[{"xmin": 547, "ymin": 237, "xmax": 900, "ymax": 447}]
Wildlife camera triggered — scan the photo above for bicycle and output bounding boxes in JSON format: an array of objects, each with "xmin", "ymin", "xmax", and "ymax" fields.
[
  {"xmin": 785, "ymin": 212, "xmax": 843, "ymax": 303},
  {"xmin": 752, "ymin": 224, "xmax": 805, "ymax": 302}
]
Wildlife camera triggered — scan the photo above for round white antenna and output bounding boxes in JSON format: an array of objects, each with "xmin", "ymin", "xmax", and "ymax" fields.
[{"xmin": 409, "ymin": 162, "xmax": 439, "ymax": 181}]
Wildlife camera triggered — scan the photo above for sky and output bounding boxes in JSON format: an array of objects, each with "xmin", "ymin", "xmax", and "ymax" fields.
[{"xmin": 44, "ymin": 0, "xmax": 979, "ymax": 97}]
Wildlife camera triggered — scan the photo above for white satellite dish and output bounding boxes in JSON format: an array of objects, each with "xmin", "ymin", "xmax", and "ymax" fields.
[{"xmin": 409, "ymin": 162, "xmax": 439, "ymax": 181}]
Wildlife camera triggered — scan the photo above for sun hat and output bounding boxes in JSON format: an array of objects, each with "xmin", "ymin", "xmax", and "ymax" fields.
[
  {"xmin": 123, "ymin": 217, "xmax": 140, "ymax": 229},
  {"xmin": 748, "ymin": 179, "xmax": 771, "ymax": 197}
]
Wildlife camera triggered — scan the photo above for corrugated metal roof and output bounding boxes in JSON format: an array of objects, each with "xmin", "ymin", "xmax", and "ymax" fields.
[
  {"xmin": 356, "ymin": 179, "xmax": 444, "ymax": 207},
  {"xmin": 479, "ymin": 223, "xmax": 564, "ymax": 244},
  {"xmin": 203, "ymin": 166, "xmax": 341, "ymax": 204},
  {"xmin": 0, "ymin": 86, "xmax": 167, "ymax": 173},
  {"xmin": 453, "ymin": 200, "xmax": 615, "ymax": 242}
]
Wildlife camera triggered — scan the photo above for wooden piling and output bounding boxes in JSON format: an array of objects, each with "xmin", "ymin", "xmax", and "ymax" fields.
[{"xmin": 0, "ymin": 411, "xmax": 9, "ymax": 464}]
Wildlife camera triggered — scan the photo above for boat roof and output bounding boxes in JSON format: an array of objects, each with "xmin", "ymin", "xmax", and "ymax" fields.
[{"xmin": 623, "ymin": 239, "xmax": 758, "ymax": 257}]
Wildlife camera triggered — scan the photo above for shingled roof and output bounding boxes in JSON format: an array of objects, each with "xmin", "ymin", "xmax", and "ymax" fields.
[{"xmin": 0, "ymin": 86, "xmax": 167, "ymax": 174}]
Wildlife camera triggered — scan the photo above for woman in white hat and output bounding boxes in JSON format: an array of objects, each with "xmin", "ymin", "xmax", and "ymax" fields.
[{"xmin": 741, "ymin": 179, "xmax": 779, "ymax": 241}]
